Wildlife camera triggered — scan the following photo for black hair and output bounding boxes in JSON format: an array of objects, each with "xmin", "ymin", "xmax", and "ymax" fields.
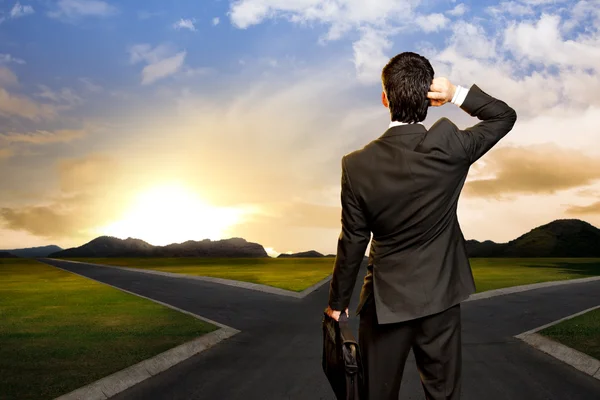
[{"xmin": 381, "ymin": 52, "xmax": 435, "ymax": 123}]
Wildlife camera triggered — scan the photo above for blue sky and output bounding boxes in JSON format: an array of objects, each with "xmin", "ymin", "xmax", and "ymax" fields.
[{"xmin": 1, "ymin": 0, "xmax": 600, "ymax": 255}]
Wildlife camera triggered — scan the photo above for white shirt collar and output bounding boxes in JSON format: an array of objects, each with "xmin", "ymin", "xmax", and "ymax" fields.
[{"xmin": 389, "ymin": 121, "xmax": 424, "ymax": 128}]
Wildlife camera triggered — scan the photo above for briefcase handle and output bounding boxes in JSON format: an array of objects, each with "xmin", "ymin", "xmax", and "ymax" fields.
[
  {"xmin": 322, "ymin": 309, "xmax": 357, "ymax": 344},
  {"xmin": 337, "ymin": 313, "xmax": 358, "ymax": 346}
]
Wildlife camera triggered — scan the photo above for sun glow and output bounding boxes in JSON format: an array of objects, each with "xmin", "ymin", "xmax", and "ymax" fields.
[{"xmin": 98, "ymin": 184, "xmax": 247, "ymax": 246}]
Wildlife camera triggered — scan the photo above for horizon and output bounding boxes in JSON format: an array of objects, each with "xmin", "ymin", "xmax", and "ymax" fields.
[
  {"xmin": 1, "ymin": 1, "xmax": 600, "ymax": 255},
  {"xmin": 3, "ymin": 217, "xmax": 597, "ymax": 258}
]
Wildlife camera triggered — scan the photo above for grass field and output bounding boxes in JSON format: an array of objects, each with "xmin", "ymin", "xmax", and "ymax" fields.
[
  {"xmin": 63, "ymin": 257, "xmax": 600, "ymax": 293},
  {"xmin": 469, "ymin": 258, "xmax": 600, "ymax": 293},
  {"xmin": 0, "ymin": 258, "xmax": 218, "ymax": 400},
  {"xmin": 66, "ymin": 257, "xmax": 335, "ymax": 292},
  {"xmin": 539, "ymin": 307, "xmax": 600, "ymax": 361}
]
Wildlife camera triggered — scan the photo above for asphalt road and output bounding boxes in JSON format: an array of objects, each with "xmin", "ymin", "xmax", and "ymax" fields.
[{"xmin": 40, "ymin": 258, "xmax": 600, "ymax": 400}]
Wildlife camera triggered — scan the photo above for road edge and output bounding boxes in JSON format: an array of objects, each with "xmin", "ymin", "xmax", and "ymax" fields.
[
  {"xmin": 515, "ymin": 304, "xmax": 600, "ymax": 381},
  {"xmin": 46, "ymin": 259, "xmax": 600, "ymax": 302},
  {"xmin": 54, "ymin": 327, "xmax": 239, "ymax": 400},
  {"xmin": 465, "ymin": 276, "xmax": 600, "ymax": 302},
  {"xmin": 42, "ymin": 258, "xmax": 335, "ymax": 299}
]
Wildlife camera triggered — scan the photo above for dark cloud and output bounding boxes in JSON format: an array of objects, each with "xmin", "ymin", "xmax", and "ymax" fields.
[
  {"xmin": 463, "ymin": 144, "xmax": 600, "ymax": 198},
  {"xmin": 0, "ymin": 154, "xmax": 123, "ymax": 240},
  {"xmin": 565, "ymin": 201, "xmax": 600, "ymax": 215}
]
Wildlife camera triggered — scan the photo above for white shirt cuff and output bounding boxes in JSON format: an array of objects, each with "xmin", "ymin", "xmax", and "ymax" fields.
[{"xmin": 451, "ymin": 85, "xmax": 469, "ymax": 107}]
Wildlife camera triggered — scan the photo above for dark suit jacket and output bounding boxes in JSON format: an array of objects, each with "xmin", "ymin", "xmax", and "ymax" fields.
[{"xmin": 328, "ymin": 84, "xmax": 517, "ymax": 324}]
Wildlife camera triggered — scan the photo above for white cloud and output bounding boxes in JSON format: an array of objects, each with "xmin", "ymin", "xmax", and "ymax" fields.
[
  {"xmin": 173, "ymin": 18, "xmax": 196, "ymax": 31},
  {"xmin": 427, "ymin": 10, "xmax": 600, "ymax": 152},
  {"xmin": 34, "ymin": 85, "xmax": 83, "ymax": 108},
  {"xmin": 352, "ymin": 27, "xmax": 392, "ymax": 84},
  {"xmin": 447, "ymin": 3, "xmax": 468, "ymax": 16},
  {"xmin": 444, "ymin": 21, "xmax": 499, "ymax": 60},
  {"xmin": 504, "ymin": 14, "xmax": 600, "ymax": 70},
  {"xmin": 229, "ymin": 0, "xmax": 419, "ymax": 33},
  {"xmin": 229, "ymin": 0, "xmax": 424, "ymax": 46},
  {"xmin": 141, "ymin": 52, "xmax": 186, "ymax": 85},
  {"xmin": 48, "ymin": 0, "xmax": 116, "ymax": 19},
  {"xmin": 229, "ymin": 0, "xmax": 435, "ymax": 83},
  {"xmin": 9, "ymin": 2, "xmax": 34, "ymax": 18},
  {"xmin": 487, "ymin": 1, "xmax": 534, "ymax": 16},
  {"xmin": 521, "ymin": 0, "xmax": 569, "ymax": 4},
  {"xmin": 130, "ymin": 44, "xmax": 187, "ymax": 85},
  {"xmin": 212, "ymin": 17, "xmax": 220, "ymax": 25},
  {"xmin": 129, "ymin": 44, "xmax": 172, "ymax": 65},
  {"xmin": 415, "ymin": 13, "xmax": 449, "ymax": 32},
  {"xmin": 0, "ymin": 53, "xmax": 25, "ymax": 64}
]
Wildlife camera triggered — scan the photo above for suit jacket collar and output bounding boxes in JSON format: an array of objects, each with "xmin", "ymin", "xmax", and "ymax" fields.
[{"xmin": 380, "ymin": 122, "xmax": 427, "ymax": 138}]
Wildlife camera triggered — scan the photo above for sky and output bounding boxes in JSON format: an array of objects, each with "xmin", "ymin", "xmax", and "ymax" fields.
[{"xmin": 0, "ymin": 0, "xmax": 599, "ymax": 257}]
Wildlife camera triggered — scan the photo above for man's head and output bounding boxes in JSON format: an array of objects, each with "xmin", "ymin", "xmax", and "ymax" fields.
[{"xmin": 381, "ymin": 52, "xmax": 435, "ymax": 123}]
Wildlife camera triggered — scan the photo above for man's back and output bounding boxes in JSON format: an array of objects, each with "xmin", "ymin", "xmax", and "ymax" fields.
[
  {"xmin": 324, "ymin": 52, "xmax": 518, "ymax": 400},
  {"xmin": 344, "ymin": 84, "xmax": 517, "ymax": 324}
]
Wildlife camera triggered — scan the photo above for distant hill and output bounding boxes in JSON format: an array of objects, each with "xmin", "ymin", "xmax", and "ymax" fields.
[
  {"xmin": 48, "ymin": 236, "xmax": 268, "ymax": 258},
  {"xmin": 0, "ymin": 245, "xmax": 62, "ymax": 258},
  {"xmin": 467, "ymin": 219, "xmax": 600, "ymax": 257},
  {"xmin": 277, "ymin": 251, "xmax": 367, "ymax": 260},
  {"xmin": 277, "ymin": 250, "xmax": 324, "ymax": 258},
  {"xmin": 0, "ymin": 251, "xmax": 19, "ymax": 258}
]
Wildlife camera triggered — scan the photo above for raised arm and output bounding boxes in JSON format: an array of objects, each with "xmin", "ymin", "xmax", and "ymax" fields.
[
  {"xmin": 428, "ymin": 78, "xmax": 517, "ymax": 164},
  {"xmin": 454, "ymin": 84, "xmax": 517, "ymax": 164}
]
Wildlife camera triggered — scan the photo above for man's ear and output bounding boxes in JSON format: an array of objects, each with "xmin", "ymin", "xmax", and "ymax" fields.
[{"xmin": 381, "ymin": 91, "xmax": 389, "ymax": 108}]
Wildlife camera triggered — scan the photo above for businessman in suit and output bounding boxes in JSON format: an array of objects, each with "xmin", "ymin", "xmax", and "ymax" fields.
[{"xmin": 325, "ymin": 52, "xmax": 517, "ymax": 399}]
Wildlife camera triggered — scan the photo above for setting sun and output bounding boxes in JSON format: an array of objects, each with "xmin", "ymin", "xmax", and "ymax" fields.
[{"xmin": 98, "ymin": 184, "xmax": 246, "ymax": 246}]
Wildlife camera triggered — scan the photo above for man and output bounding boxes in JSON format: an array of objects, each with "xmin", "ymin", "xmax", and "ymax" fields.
[{"xmin": 325, "ymin": 52, "xmax": 517, "ymax": 399}]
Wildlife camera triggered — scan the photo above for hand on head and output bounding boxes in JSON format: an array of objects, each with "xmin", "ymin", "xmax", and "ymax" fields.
[{"xmin": 427, "ymin": 77, "xmax": 457, "ymax": 107}]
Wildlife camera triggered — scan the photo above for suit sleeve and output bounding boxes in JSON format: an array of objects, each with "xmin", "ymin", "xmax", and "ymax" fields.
[
  {"xmin": 328, "ymin": 156, "xmax": 370, "ymax": 312},
  {"xmin": 454, "ymin": 84, "xmax": 517, "ymax": 164}
]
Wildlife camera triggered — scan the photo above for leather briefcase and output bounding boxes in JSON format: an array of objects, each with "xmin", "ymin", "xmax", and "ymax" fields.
[{"xmin": 322, "ymin": 310, "xmax": 364, "ymax": 399}]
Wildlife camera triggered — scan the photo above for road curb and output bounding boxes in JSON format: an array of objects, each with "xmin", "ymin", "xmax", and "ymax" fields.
[
  {"xmin": 515, "ymin": 305, "xmax": 600, "ymax": 381},
  {"xmin": 54, "ymin": 327, "xmax": 239, "ymax": 400},
  {"xmin": 517, "ymin": 332, "xmax": 600, "ymax": 380},
  {"xmin": 465, "ymin": 276, "xmax": 600, "ymax": 302},
  {"xmin": 43, "ymin": 258, "xmax": 335, "ymax": 299}
]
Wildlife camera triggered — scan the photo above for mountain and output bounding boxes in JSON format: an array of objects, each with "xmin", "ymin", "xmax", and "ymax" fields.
[
  {"xmin": 0, "ymin": 245, "xmax": 62, "ymax": 258},
  {"xmin": 277, "ymin": 250, "xmax": 324, "ymax": 258},
  {"xmin": 465, "ymin": 240, "xmax": 505, "ymax": 257},
  {"xmin": 467, "ymin": 219, "xmax": 600, "ymax": 257},
  {"xmin": 49, "ymin": 236, "xmax": 268, "ymax": 258},
  {"xmin": 0, "ymin": 251, "xmax": 19, "ymax": 258},
  {"xmin": 277, "ymin": 251, "xmax": 367, "ymax": 259},
  {"xmin": 154, "ymin": 237, "xmax": 267, "ymax": 257}
]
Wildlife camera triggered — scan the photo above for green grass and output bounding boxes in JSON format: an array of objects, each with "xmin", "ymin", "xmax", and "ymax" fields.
[
  {"xmin": 0, "ymin": 258, "xmax": 218, "ymax": 400},
  {"xmin": 539, "ymin": 307, "xmax": 600, "ymax": 361},
  {"xmin": 67, "ymin": 257, "xmax": 336, "ymax": 292},
  {"xmin": 63, "ymin": 257, "xmax": 600, "ymax": 293},
  {"xmin": 469, "ymin": 258, "xmax": 600, "ymax": 293}
]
